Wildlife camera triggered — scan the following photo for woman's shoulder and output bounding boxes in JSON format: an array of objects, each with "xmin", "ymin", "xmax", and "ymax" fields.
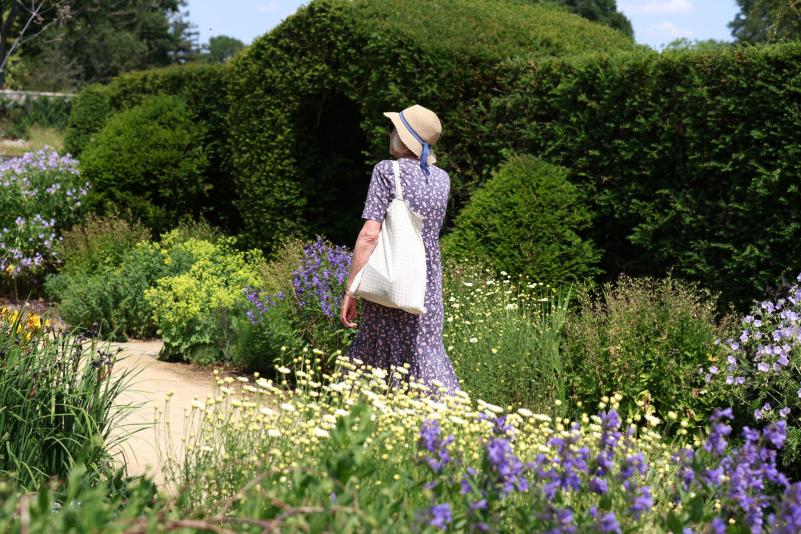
[
  {"xmin": 390, "ymin": 158, "xmax": 449, "ymax": 178},
  {"xmin": 373, "ymin": 159, "xmax": 394, "ymax": 172}
]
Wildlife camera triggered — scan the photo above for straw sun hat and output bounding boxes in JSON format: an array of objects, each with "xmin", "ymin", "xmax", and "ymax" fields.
[{"xmin": 383, "ymin": 104, "xmax": 442, "ymax": 175}]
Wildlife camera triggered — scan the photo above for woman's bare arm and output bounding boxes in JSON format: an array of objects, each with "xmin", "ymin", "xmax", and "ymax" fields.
[
  {"xmin": 341, "ymin": 220, "xmax": 381, "ymax": 328},
  {"xmin": 346, "ymin": 219, "xmax": 381, "ymax": 290}
]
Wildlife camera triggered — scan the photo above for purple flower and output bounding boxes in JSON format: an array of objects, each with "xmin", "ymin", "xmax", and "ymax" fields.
[
  {"xmin": 428, "ymin": 503, "xmax": 452, "ymax": 529},
  {"xmin": 674, "ymin": 447, "xmax": 695, "ymax": 490},
  {"xmin": 418, "ymin": 418, "xmax": 454, "ymax": 473},
  {"xmin": 619, "ymin": 453, "xmax": 647, "ymax": 484},
  {"xmin": 704, "ymin": 409, "xmax": 732, "ymax": 457},
  {"xmin": 597, "ymin": 512, "xmax": 621, "ymax": 534},
  {"xmin": 710, "ymin": 517, "xmax": 726, "ymax": 534},
  {"xmin": 628, "ymin": 486, "xmax": 653, "ymax": 519},
  {"xmin": 539, "ymin": 506, "xmax": 576, "ymax": 534},
  {"xmin": 291, "ymin": 236, "xmax": 352, "ymax": 319},
  {"xmin": 770, "ymin": 482, "xmax": 801, "ymax": 533},
  {"xmin": 541, "ymin": 432, "xmax": 589, "ymax": 496},
  {"xmin": 485, "ymin": 437, "xmax": 528, "ymax": 496},
  {"xmin": 588, "ymin": 477, "xmax": 608, "ymax": 494}
]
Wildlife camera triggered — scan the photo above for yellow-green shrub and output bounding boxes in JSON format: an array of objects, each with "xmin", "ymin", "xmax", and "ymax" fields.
[{"xmin": 145, "ymin": 236, "xmax": 265, "ymax": 364}]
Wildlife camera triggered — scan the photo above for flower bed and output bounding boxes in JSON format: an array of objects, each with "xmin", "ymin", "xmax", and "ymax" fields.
[
  {"xmin": 0, "ymin": 148, "xmax": 88, "ymax": 295},
  {"xmin": 158, "ymin": 352, "xmax": 801, "ymax": 532}
]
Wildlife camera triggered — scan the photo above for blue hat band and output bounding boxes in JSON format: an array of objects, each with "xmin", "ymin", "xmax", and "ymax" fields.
[{"xmin": 399, "ymin": 110, "xmax": 432, "ymax": 177}]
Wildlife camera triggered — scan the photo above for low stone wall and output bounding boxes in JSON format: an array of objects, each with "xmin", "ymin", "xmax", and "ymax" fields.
[{"xmin": 0, "ymin": 89, "xmax": 76, "ymax": 103}]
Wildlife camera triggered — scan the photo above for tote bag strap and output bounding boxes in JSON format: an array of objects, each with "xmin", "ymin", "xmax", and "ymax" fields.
[{"xmin": 392, "ymin": 160, "xmax": 403, "ymax": 201}]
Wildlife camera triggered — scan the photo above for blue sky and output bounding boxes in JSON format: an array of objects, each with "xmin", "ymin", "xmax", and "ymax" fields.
[{"xmin": 186, "ymin": 0, "xmax": 740, "ymax": 50}]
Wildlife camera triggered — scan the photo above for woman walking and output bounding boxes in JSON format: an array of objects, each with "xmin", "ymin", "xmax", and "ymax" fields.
[{"xmin": 340, "ymin": 104, "xmax": 460, "ymax": 394}]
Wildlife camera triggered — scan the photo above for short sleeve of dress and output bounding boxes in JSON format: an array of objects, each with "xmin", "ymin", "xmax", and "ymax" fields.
[{"xmin": 361, "ymin": 160, "xmax": 394, "ymax": 222}]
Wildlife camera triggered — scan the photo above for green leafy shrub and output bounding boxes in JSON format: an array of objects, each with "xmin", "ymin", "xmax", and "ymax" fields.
[
  {"xmin": 227, "ymin": 0, "xmax": 635, "ymax": 248},
  {"xmin": 0, "ymin": 308, "xmax": 133, "ymax": 489},
  {"xmin": 50, "ymin": 243, "xmax": 167, "ymax": 340},
  {"xmin": 45, "ymin": 214, "xmax": 158, "ymax": 340},
  {"xmin": 51, "ymin": 213, "xmax": 151, "ymax": 280},
  {"xmin": 0, "ymin": 466, "xmax": 161, "ymax": 533},
  {"xmin": 145, "ymin": 237, "xmax": 266, "ymax": 364},
  {"xmin": 489, "ymin": 43, "xmax": 801, "ymax": 311},
  {"xmin": 64, "ymin": 63, "xmax": 237, "ymax": 230},
  {"xmin": 63, "ymin": 85, "xmax": 113, "ymax": 156},
  {"xmin": 230, "ymin": 298, "xmax": 305, "ymax": 373},
  {"xmin": 232, "ymin": 238, "xmax": 306, "ymax": 372},
  {"xmin": 442, "ymin": 154, "xmax": 601, "ymax": 287},
  {"xmin": 562, "ymin": 274, "xmax": 733, "ymax": 428},
  {"xmin": 79, "ymin": 94, "xmax": 209, "ymax": 233},
  {"xmin": 442, "ymin": 260, "xmax": 571, "ymax": 411}
]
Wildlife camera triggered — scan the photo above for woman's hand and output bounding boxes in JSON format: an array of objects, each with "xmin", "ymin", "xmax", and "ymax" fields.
[
  {"xmin": 341, "ymin": 293, "xmax": 358, "ymax": 328},
  {"xmin": 341, "ymin": 220, "xmax": 380, "ymax": 329}
]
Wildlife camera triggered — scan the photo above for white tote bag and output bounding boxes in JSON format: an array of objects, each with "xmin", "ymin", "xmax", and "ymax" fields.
[{"xmin": 348, "ymin": 160, "xmax": 428, "ymax": 314}]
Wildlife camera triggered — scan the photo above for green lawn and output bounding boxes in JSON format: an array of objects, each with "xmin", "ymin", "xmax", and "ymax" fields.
[{"xmin": 0, "ymin": 126, "xmax": 65, "ymax": 156}]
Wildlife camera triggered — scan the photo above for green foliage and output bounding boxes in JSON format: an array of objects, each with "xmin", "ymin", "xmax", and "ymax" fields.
[
  {"xmin": 0, "ymin": 308, "xmax": 133, "ymax": 489},
  {"xmin": 17, "ymin": 0, "xmax": 196, "ymax": 88},
  {"xmin": 553, "ymin": 0, "xmax": 633, "ymax": 37},
  {"xmin": 203, "ymin": 35, "xmax": 246, "ymax": 63},
  {"xmin": 0, "ymin": 466, "xmax": 161, "ymax": 533},
  {"xmin": 489, "ymin": 43, "xmax": 801, "ymax": 311},
  {"xmin": 443, "ymin": 261, "xmax": 571, "ymax": 411},
  {"xmin": 730, "ymin": 0, "xmax": 801, "ymax": 43},
  {"xmin": 49, "ymin": 243, "xmax": 167, "ymax": 340},
  {"xmin": 227, "ymin": 0, "xmax": 636, "ymax": 248},
  {"xmin": 63, "ymin": 63, "xmax": 237, "ymax": 230},
  {"xmin": 63, "ymin": 85, "xmax": 113, "ymax": 156},
  {"xmin": 80, "ymin": 94, "xmax": 209, "ymax": 233},
  {"xmin": 443, "ymin": 154, "xmax": 601, "ymax": 287},
  {"xmin": 145, "ymin": 236, "xmax": 266, "ymax": 364},
  {"xmin": 232, "ymin": 238, "xmax": 306, "ymax": 373},
  {"xmin": 53, "ymin": 213, "xmax": 151, "ymax": 279},
  {"xmin": 562, "ymin": 274, "xmax": 732, "ymax": 428},
  {"xmin": 45, "ymin": 214, "xmax": 159, "ymax": 340},
  {"xmin": 662, "ymin": 38, "xmax": 733, "ymax": 52},
  {"xmin": 230, "ymin": 300, "xmax": 305, "ymax": 373},
  {"xmin": 47, "ymin": 218, "xmax": 235, "ymax": 342},
  {"xmin": 0, "ymin": 96, "xmax": 73, "ymax": 139}
]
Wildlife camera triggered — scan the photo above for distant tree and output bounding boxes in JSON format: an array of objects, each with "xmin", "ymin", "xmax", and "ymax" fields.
[
  {"xmin": 203, "ymin": 35, "xmax": 245, "ymax": 63},
  {"xmin": 662, "ymin": 37, "xmax": 732, "ymax": 52},
  {"xmin": 0, "ymin": 0, "xmax": 71, "ymax": 89},
  {"xmin": 12, "ymin": 0, "xmax": 200, "ymax": 89},
  {"xmin": 555, "ymin": 0, "xmax": 634, "ymax": 37},
  {"xmin": 730, "ymin": 0, "xmax": 801, "ymax": 43},
  {"xmin": 169, "ymin": 4, "xmax": 201, "ymax": 64}
]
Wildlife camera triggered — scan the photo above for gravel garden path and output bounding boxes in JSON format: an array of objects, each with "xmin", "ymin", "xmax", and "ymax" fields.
[{"xmin": 109, "ymin": 340, "xmax": 218, "ymax": 485}]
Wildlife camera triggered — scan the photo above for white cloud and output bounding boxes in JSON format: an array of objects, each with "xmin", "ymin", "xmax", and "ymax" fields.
[
  {"xmin": 256, "ymin": 2, "xmax": 280, "ymax": 13},
  {"xmin": 620, "ymin": 0, "xmax": 694, "ymax": 14},
  {"xmin": 648, "ymin": 21, "xmax": 694, "ymax": 39}
]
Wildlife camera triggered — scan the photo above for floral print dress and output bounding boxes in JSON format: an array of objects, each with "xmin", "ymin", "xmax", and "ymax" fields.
[{"xmin": 347, "ymin": 157, "xmax": 461, "ymax": 393}]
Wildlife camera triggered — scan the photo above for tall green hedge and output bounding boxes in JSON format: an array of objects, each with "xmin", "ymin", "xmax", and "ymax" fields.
[
  {"xmin": 226, "ymin": 0, "xmax": 636, "ymax": 248},
  {"xmin": 442, "ymin": 153, "xmax": 601, "ymax": 287},
  {"xmin": 487, "ymin": 43, "xmax": 801, "ymax": 310},
  {"xmin": 80, "ymin": 95, "xmax": 209, "ymax": 232},
  {"xmin": 64, "ymin": 63, "xmax": 238, "ymax": 230}
]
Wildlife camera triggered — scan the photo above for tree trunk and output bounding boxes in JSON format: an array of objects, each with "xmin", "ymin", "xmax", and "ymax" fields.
[{"xmin": 0, "ymin": 0, "xmax": 21, "ymax": 89}]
